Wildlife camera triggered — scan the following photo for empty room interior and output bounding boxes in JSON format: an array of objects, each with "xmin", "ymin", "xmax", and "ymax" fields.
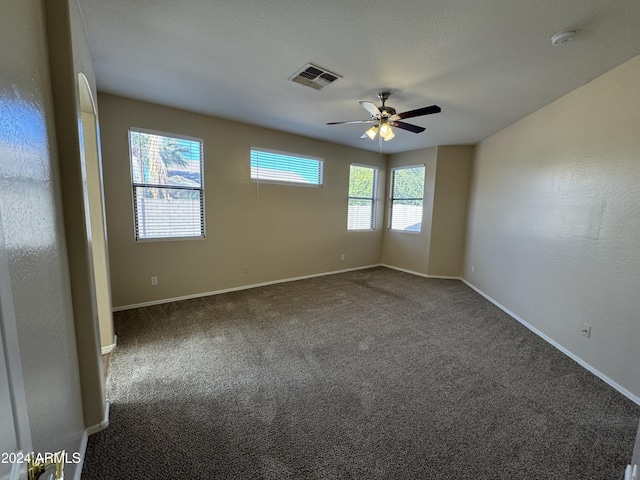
[{"xmin": 2, "ymin": 0, "xmax": 640, "ymax": 479}]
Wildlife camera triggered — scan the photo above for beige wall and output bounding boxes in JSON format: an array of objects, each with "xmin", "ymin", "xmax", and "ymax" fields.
[
  {"xmin": 381, "ymin": 147, "xmax": 437, "ymax": 274},
  {"xmin": 428, "ymin": 145, "xmax": 473, "ymax": 276},
  {"xmin": 99, "ymin": 94, "xmax": 386, "ymax": 308},
  {"xmin": 464, "ymin": 55, "xmax": 640, "ymax": 400},
  {"xmin": 46, "ymin": 0, "xmax": 107, "ymax": 430},
  {"xmin": 381, "ymin": 146, "xmax": 471, "ymax": 277},
  {"xmin": 82, "ymin": 109, "xmax": 115, "ymax": 351},
  {"xmin": 0, "ymin": 0, "xmax": 85, "ymax": 471}
]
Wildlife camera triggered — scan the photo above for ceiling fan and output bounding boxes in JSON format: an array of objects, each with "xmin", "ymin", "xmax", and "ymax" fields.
[{"xmin": 327, "ymin": 92, "xmax": 441, "ymax": 141}]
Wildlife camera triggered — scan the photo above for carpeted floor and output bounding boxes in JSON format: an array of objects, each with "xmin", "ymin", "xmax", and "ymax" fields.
[{"xmin": 82, "ymin": 267, "xmax": 639, "ymax": 479}]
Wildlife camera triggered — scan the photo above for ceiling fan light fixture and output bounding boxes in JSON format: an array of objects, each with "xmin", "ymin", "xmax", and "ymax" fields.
[
  {"xmin": 379, "ymin": 122, "xmax": 394, "ymax": 140},
  {"xmin": 364, "ymin": 125, "xmax": 379, "ymax": 140}
]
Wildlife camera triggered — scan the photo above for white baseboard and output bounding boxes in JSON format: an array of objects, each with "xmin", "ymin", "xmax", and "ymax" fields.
[
  {"xmin": 460, "ymin": 278, "xmax": 640, "ymax": 406},
  {"xmin": 72, "ymin": 430, "xmax": 88, "ymax": 480},
  {"xmin": 113, "ymin": 264, "xmax": 382, "ymax": 312},
  {"xmin": 86, "ymin": 400, "xmax": 110, "ymax": 436},
  {"xmin": 74, "ymin": 384, "xmax": 110, "ymax": 478},
  {"xmin": 381, "ymin": 264, "xmax": 462, "ymax": 280},
  {"xmin": 101, "ymin": 335, "xmax": 117, "ymax": 354}
]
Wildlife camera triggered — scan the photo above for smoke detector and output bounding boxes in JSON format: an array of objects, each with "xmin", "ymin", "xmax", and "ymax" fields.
[{"xmin": 551, "ymin": 30, "xmax": 577, "ymax": 46}]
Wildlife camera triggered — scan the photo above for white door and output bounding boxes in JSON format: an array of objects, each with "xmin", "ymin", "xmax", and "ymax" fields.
[
  {"xmin": 0, "ymin": 215, "xmax": 31, "ymax": 480},
  {"xmin": 0, "ymin": 334, "xmax": 28, "ymax": 480}
]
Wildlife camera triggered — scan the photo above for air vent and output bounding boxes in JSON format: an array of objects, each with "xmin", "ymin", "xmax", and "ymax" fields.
[{"xmin": 289, "ymin": 63, "xmax": 341, "ymax": 90}]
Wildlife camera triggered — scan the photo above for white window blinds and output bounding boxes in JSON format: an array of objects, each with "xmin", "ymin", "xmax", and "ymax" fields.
[{"xmin": 251, "ymin": 148, "xmax": 323, "ymax": 186}]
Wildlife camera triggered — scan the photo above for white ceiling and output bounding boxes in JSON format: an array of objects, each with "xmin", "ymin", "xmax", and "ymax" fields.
[{"xmin": 79, "ymin": 0, "xmax": 640, "ymax": 154}]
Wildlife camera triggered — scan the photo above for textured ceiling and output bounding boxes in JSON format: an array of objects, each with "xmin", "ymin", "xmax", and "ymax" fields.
[{"xmin": 79, "ymin": 0, "xmax": 640, "ymax": 154}]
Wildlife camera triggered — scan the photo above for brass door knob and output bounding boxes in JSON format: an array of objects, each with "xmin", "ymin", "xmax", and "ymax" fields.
[{"xmin": 27, "ymin": 451, "xmax": 64, "ymax": 480}]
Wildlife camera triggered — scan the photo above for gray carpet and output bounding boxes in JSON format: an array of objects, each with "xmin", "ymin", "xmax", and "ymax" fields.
[{"xmin": 82, "ymin": 267, "xmax": 639, "ymax": 479}]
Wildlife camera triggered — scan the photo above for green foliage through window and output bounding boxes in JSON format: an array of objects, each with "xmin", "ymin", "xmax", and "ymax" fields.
[
  {"xmin": 390, "ymin": 165, "xmax": 425, "ymax": 232},
  {"xmin": 348, "ymin": 165, "xmax": 377, "ymax": 230}
]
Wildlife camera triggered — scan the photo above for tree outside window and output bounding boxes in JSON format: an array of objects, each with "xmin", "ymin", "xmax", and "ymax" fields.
[
  {"xmin": 390, "ymin": 165, "xmax": 425, "ymax": 232},
  {"xmin": 129, "ymin": 129, "xmax": 204, "ymax": 240}
]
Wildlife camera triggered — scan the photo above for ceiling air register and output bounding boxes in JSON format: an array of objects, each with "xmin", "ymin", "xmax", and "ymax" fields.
[{"xmin": 289, "ymin": 63, "xmax": 341, "ymax": 90}]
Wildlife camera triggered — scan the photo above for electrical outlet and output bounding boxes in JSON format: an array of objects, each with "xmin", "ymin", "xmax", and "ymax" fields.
[
  {"xmin": 581, "ymin": 323, "xmax": 591, "ymax": 338},
  {"xmin": 242, "ymin": 265, "xmax": 249, "ymax": 274},
  {"xmin": 471, "ymin": 266, "xmax": 475, "ymax": 273},
  {"xmin": 341, "ymin": 254, "xmax": 345, "ymax": 261},
  {"xmin": 151, "ymin": 276, "xmax": 158, "ymax": 286}
]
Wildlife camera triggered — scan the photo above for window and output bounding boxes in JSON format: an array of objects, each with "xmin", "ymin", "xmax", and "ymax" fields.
[
  {"xmin": 347, "ymin": 165, "xmax": 377, "ymax": 230},
  {"xmin": 390, "ymin": 165, "xmax": 425, "ymax": 232},
  {"xmin": 129, "ymin": 128, "xmax": 204, "ymax": 240},
  {"xmin": 251, "ymin": 148, "xmax": 322, "ymax": 186}
]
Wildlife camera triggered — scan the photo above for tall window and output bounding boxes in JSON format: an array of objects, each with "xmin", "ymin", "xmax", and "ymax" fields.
[
  {"xmin": 347, "ymin": 165, "xmax": 377, "ymax": 230},
  {"xmin": 390, "ymin": 165, "xmax": 425, "ymax": 232},
  {"xmin": 251, "ymin": 148, "xmax": 323, "ymax": 186},
  {"xmin": 129, "ymin": 128, "xmax": 204, "ymax": 240}
]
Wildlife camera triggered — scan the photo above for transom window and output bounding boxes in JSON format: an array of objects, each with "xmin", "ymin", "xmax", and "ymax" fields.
[
  {"xmin": 390, "ymin": 165, "xmax": 425, "ymax": 232},
  {"xmin": 251, "ymin": 148, "xmax": 323, "ymax": 186},
  {"xmin": 129, "ymin": 128, "xmax": 204, "ymax": 240},
  {"xmin": 347, "ymin": 164, "xmax": 377, "ymax": 230}
]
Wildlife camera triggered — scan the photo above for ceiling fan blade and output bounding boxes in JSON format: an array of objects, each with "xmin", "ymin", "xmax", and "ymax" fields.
[
  {"xmin": 390, "ymin": 121, "xmax": 426, "ymax": 133},
  {"xmin": 327, "ymin": 120, "xmax": 377, "ymax": 125},
  {"xmin": 359, "ymin": 101, "xmax": 381, "ymax": 117},
  {"xmin": 390, "ymin": 105, "xmax": 441, "ymax": 121}
]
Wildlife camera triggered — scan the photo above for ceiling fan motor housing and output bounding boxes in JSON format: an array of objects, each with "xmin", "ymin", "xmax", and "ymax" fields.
[
  {"xmin": 379, "ymin": 106, "xmax": 396, "ymax": 118},
  {"xmin": 377, "ymin": 92, "xmax": 395, "ymax": 118}
]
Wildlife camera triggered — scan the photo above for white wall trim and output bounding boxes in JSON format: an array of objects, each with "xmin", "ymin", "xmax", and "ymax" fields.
[
  {"xmin": 113, "ymin": 265, "xmax": 382, "ymax": 312},
  {"xmin": 86, "ymin": 400, "xmax": 110, "ymax": 436},
  {"xmin": 381, "ymin": 263, "xmax": 462, "ymax": 280},
  {"xmin": 101, "ymin": 335, "xmax": 117, "ymax": 354},
  {"xmin": 72, "ymin": 430, "xmax": 88, "ymax": 480},
  {"xmin": 460, "ymin": 278, "xmax": 640, "ymax": 406},
  {"xmin": 73, "ymin": 393, "xmax": 110, "ymax": 478}
]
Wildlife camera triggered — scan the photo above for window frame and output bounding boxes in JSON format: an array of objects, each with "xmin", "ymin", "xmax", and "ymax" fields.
[
  {"xmin": 129, "ymin": 127, "xmax": 205, "ymax": 242},
  {"xmin": 389, "ymin": 164, "xmax": 425, "ymax": 234},
  {"xmin": 250, "ymin": 147, "xmax": 323, "ymax": 187},
  {"xmin": 347, "ymin": 163, "xmax": 378, "ymax": 231}
]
